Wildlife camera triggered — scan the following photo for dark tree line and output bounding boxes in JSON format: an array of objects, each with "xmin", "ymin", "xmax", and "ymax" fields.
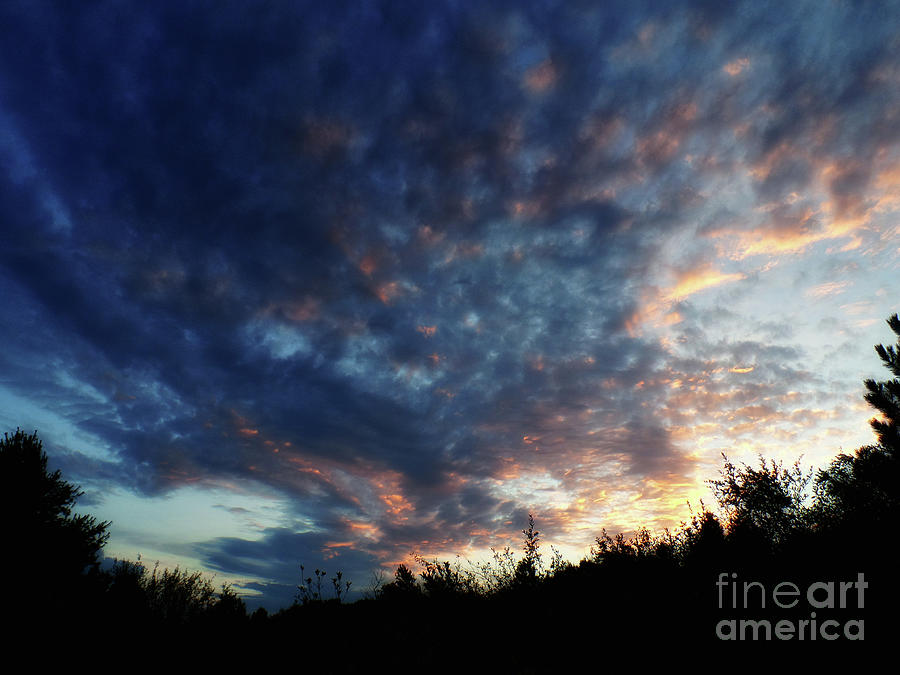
[{"xmin": 0, "ymin": 429, "xmax": 250, "ymax": 639}]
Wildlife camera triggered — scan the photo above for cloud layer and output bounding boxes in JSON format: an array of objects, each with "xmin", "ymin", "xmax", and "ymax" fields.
[{"xmin": 2, "ymin": 1, "xmax": 898, "ymax": 609}]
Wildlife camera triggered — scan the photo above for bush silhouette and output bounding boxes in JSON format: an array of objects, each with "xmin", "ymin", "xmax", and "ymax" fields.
[
  {"xmin": 104, "ymin": 558, "xmax": 248, "ymax": 628},
  {"xmin": 512, "ymin": 513, "xmax": 542, "ymax": 587},
  {"xmin": 377, "ymin": 563, "xmax": 421, "ymax": 601},
  {"xmin": 709, "ymin": 454, "xmax": 813, "ymax": 556}
]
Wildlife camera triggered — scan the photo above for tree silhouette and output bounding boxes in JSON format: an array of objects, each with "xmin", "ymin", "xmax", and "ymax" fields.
[
  {"xmin": 815, "ymin": 314, "xmax": 900, "ymax": 529},
  {"xmin": 0, "ymin": 429, "xmax": 110, "ymax": 614},
  {"xmin": 864, "ymin": 312, "xmax": 900, "ymax": 453}
]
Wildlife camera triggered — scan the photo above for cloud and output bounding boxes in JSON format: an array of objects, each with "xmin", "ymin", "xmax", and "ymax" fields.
[
  {"xmin": 1, "ymin": 0, "xmax": 898, "ymax": 607},
  {"xmin": 723, "ymin": 57, "xmax": 751, "ymax": 77},
  {"xmin": 806, "ymin": 281, "xmax": 850, "ymax": 299},
  {"xmin": 662, "ymin": 265, "xmax": 747, "ymax": 303}
]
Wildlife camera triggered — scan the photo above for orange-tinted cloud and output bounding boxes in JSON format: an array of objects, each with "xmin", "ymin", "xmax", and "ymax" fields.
[
  {"xmin": 524, "ymin": 60, "xmax": 558, "ymax": 93},
  {"xmin": 635, "ymin": 129, "xmax": 682, "ymax": 167},
  {"xmin": 283, "ymin": 297, "xmax": 320, "ymax": 322},
  {"xmin": 707, "ymin": 201, "xmax": 865, "ymax": 259},
  {"xmin": 376, "ymin": 281, "xmax": 401, "ymax": 304},
  {"xmin": 358, "ymin": 255, "xmax": 377, "ymax": 277},
  {"xmin": 417, "ymin": 325, "xmax": 437, "ymax": 338},
  {"xmin": 508, "ymin": 199, "xmax": 545, "ymax": 220},
  {"xmin": 723, "ymin": 57, "xmax": 750, "ymax": 76},
  {"xmin": 417, "ymin": 225, "xmax": 445, "ymax": 246},
  {"xmin": 661, "ymin": 265, "xmax": 746, "ymax": 303}
]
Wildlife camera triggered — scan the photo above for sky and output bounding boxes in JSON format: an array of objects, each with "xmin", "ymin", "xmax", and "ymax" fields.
[{"xmin": 1, "ymin": 0, "xmax": 898, "ymax": 611}]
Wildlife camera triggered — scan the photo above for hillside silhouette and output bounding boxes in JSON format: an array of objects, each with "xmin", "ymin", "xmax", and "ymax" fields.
[{"xmin": 2, "ymin": 313, "xmax": 898, "ymax": 664}]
